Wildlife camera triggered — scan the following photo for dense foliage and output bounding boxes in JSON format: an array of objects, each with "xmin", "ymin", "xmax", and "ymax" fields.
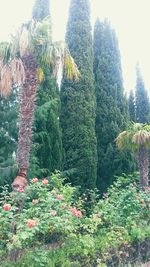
[
  {"xmin": 93, "ymin": 19, "xmax": 134, "ymax": 192},
  {"xmin": 0, "ymin": 0, "xmax": 150, "ymax": 265},
  {"xmin": 0, "ymin": 173, "xmax": 149, "ymax": 266},
  {"xmin": 29, "ymin": 0, "xmax": 62, "ymax": 178},
  {"xmin": 135, "ymin": 64, "xmax": 150, "ymax": 123},
  {"xmin": 0, "ymin": 87, "xmax": 18, "ymax": 186},
  {"xmin": 60, "ymin": 0, "xmax": 97, "ymax": 190},
  {"xmin": 129, "ymin": 89, "xmax": 136, "ymax": 121}
]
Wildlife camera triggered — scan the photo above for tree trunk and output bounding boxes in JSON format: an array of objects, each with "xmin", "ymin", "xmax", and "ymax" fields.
[
  {"xmin": 137, "ymin": 145, "xmax": 149, "ymax": 188},
  {"xmin": 12, "ymin": 54, "xmax": 38, "ymax": 189}
]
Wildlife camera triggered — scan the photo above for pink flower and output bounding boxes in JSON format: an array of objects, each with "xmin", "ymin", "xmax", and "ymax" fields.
[
  {"xmin": 32, "ymin": 199, "xmax": 39, "ymax": 205},
  {"xmin": 76, "ymin": 210, "xmax": 82, "ymax": 218},
  {"xmin": 32, "ymin": 178, "xmax": 38, "ymax": 183},
  {"xmin": 3, "ymin": 203, "xmax": 11, "ymax": 211},
  {"xmin": 27, "ymin": 219, "xmax": 38, "ymax": 228},
  {"xmin": 51, "ymin": 210, "xmax": 57, "ymax": 216},
  {"xmin": 42, "ymin": 179, "xmax": 49, "ymax": 185},
  {"xmin": 56, "ymin": 194, "xmax": 63, "ymax": 201},
  {"xmin": 17, "ymin": 186, "xmax": 24, "ymax": 193},
  {"xmin": 70, "ymin": 207, "xmax": 82, "ymax": 218}
]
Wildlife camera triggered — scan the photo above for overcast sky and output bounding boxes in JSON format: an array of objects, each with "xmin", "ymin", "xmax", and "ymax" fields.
[{"xmin": 0, "ymin": 0, "xmax": 150, "ymax": 94}]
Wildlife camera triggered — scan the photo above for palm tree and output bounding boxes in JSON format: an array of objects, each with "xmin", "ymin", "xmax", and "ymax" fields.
[
  {"xmin": 0, "ymin": 17, "xmax": 80, "ymax": 189},
  {"xmin": 116, "ymin": 123, "xmax": 150, "ymax": 187}
]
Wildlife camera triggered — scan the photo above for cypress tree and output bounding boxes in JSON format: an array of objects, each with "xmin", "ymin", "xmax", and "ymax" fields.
[
  {"xmin": 129, "ymin": 89, "xmax": 136, "ymax": 121},
  {"xmin": 32, "ymin": 0, "xmax": 50, "ymax": 21},
  {"xmin": 0, "ymin": 87, "xmax": 18, "ymax": 186},
  {"xmin": 94, "ymin": 19, "xmax": 134, "ymax": 192},
  {"xmin": 60, "ymin": 0, "xmax": 97, "ymax": 189},
  {"xmin": 135, "ymin": 64, "xmax": 150, "ymax": 123},
  {"xmin": 29, "ymin": 0, "xmax": 62, "ymax": 177}
]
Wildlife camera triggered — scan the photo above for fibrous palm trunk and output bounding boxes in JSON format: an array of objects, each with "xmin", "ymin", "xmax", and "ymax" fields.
[
  {"xmin": 137, "ymin": 145, "xmax": 149, "ymax": 188},
  {"xmin": 12, "ymin": 54, "xmax": 38, "ymax": 189}
]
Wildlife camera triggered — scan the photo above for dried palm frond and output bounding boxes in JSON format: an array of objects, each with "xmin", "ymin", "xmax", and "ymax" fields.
[
  {"xmin": 115, "ymin": 131, "xmax": 128, "ymax": 149},
  {"xmin": 0, "ymin": 60, "xmax": 4, "ymax": 71},
  {"xmin": 11, "ymin": 58, "xmax": 25, "ymax": 85},
  {"xmin": 0, "ymin": 64, "xmax": 12, "ymax": 96},
  {"xmin": 52, "ymin": 56, "xmax": 61, "ymax": 78},
  {"xmin": 19, "ymin": 27, "xmax": 29, "ymax": 57},
  {"xmin": 132, "ymin": 130, "xmax": 150, "ymax": 145},
  {"xmin": 31, "ymin": 16, "xmax": 52, "ymax": 46}
]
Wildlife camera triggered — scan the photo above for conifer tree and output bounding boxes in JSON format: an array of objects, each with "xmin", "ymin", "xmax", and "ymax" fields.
[
  {"xmin": 0, "ymin": 88, "xmax": 18, "ymax": 186},
  {"xmin": 29, "ymin": 0, "xmax": 62, "ymax": 177},
  {"xmin": 94, "ymin": 19, "xmax": 134, "ymax": 192},
  {"xmin": 60, "ymin": 0, "xmax": 97, "ymax": 189},
  {"xmin": 135, "ymin": 64, "xmax": 150, "ymax": 123},
  {"xmin": 129, "ymin": 89, "xmax": 136, "ymax": 121},
  {"xmin": 32, "ymin": 0, "xmax": 50, "ymax": 21}
]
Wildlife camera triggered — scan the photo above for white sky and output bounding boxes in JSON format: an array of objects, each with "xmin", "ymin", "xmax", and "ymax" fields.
[{"xmin": 0, "ymin": 0, "xmax": 150, "ymax": 94}]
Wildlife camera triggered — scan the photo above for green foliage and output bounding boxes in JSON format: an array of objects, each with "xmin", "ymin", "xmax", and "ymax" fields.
[
  {"xmin": 93, "ymin": 19, "xmax": 134, "ymax": 192},
  {"xmin": 94, "ymin": 173, "xmax": 150, "ymax": 242},
  {"xmin": 32, "ymin": 0, "xmax": 50, "ymax": 21},
  {"xmin": 135, "ymin": 64, "xmax": 150, "ymax": 123},
  {"xmin": 28, "ymin": 0, "xmax": 62, "ymax": 178},
  {"xmin": 29, "ymin": 68, "xmax": 62, "ymax": 178},
  {"xmin": 0, "ymin": 86, "xmax": 18, "ymax": 186},
  {"xmin": 129, "ymin": 89, "xmax": 136, "ymax": 121},
  {"xmin": 0, "ymin": 172, "xmax": 150, "ymax": 266},
  {"xmin": 0, "ymin": 173, "xmax": 82, "ymax": 258},
  {"xmin": 60, "ymin": 0, "xmax": 97, "ymax": 190}
]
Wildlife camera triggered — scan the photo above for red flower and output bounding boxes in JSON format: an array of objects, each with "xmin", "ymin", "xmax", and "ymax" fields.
[
  {"xmin": 3, "ymin": 203, "xmax": 11, "ymax": 211},
  {"xmin": 32, "ymin": 178, "xmax": 38, "ymax": 183},
  {"xmin": 56, "ymin": 194, "xmax": 63, "ymax": 201},
  {"xmin": 51, "ymin": 210, "xmax": 57, "ymax": 216},
  {"xmin": 42, "ymin": 179, "xmax": 49, "ymax": 185},
  {"xmin": 17, "ymin": 186, "xmax": 24, "ymax": 193},
  {"xmin": 27, "ymin": 219, "xmax": 37, "ymax": 228},
  {"xmin": 61, "ymin": 204, "xmax": 66, "ymax": 209}
]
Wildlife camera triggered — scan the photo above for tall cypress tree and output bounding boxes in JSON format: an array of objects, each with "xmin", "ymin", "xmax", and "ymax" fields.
[
  {"xmin": 135, "ymin": 64, "xmax": 150, "ymax": 123},
  {"xmin": 0, "ymin": 87, "xmax": 18, "ymax": 186},
  {"xmin": 94, "ymin": 19, "xmax": 134, "ymax": 192},
  {"xmin": 32, "ymin": 0, "xmax": 50, "ymax": 21},
  {"xmin": 129, "ymin": 89, "xmax": 136, "ymax": 121},
  {"xmin": 60, "ymin": 0, "xmax": 97, "ymax": 189},
  {"xmin": 29, "ymin": 0, "xmax": 62, "ymax": 177}
]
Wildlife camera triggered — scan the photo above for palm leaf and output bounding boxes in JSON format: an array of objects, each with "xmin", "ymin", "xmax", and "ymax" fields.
[
  {"xmin": 0, "ymin": 64, "xmax": 12, "ymax": 96},
  {"xmin": 11, "ymin": 58, "xmax": 25, "ymax": 85}
]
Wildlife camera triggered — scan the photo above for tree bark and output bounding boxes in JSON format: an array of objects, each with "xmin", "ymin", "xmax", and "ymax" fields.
[
  {"xmin": 137, "ymin": 145, "xmax": 149, "ymax": 188},
  {"xmin": 12, "ymin": 54, "xmax": 38, "ymax": 189}
]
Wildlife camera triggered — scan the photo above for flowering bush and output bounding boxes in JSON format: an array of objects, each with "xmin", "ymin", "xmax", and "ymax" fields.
[
  {"xmin": 0, "ymin": 172, "xmax": 83, "ymax": 259},
  {"xmin": 0, "ymin": 172, "xmax": 150, "ymax": 266}
]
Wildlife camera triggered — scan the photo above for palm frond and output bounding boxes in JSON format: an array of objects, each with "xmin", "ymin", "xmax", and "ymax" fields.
[
  {"xmin": 132, "ymin": 130, "xmax": 150, "ymax": 145},
  {"xmin": 37, "ymin": 67, "xmax": 44, "ymax": 82},
  {"xmin": 0, "ymin": 42, "xmax": 11, "ymax": 63},
  {"xmin": 0, "ymin": 64, "xmax": 12, "ymax": 96},
  {"xmin": 19, "ymin": 27, "xmax": 30, "ymax": 57},
  {"xmin": 10, "ymin": 58, "xmax": 25, "ymax": 85},
  {"xmin": 63, "ymin": 48, "xmax": 80, "ymax": 80}
]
